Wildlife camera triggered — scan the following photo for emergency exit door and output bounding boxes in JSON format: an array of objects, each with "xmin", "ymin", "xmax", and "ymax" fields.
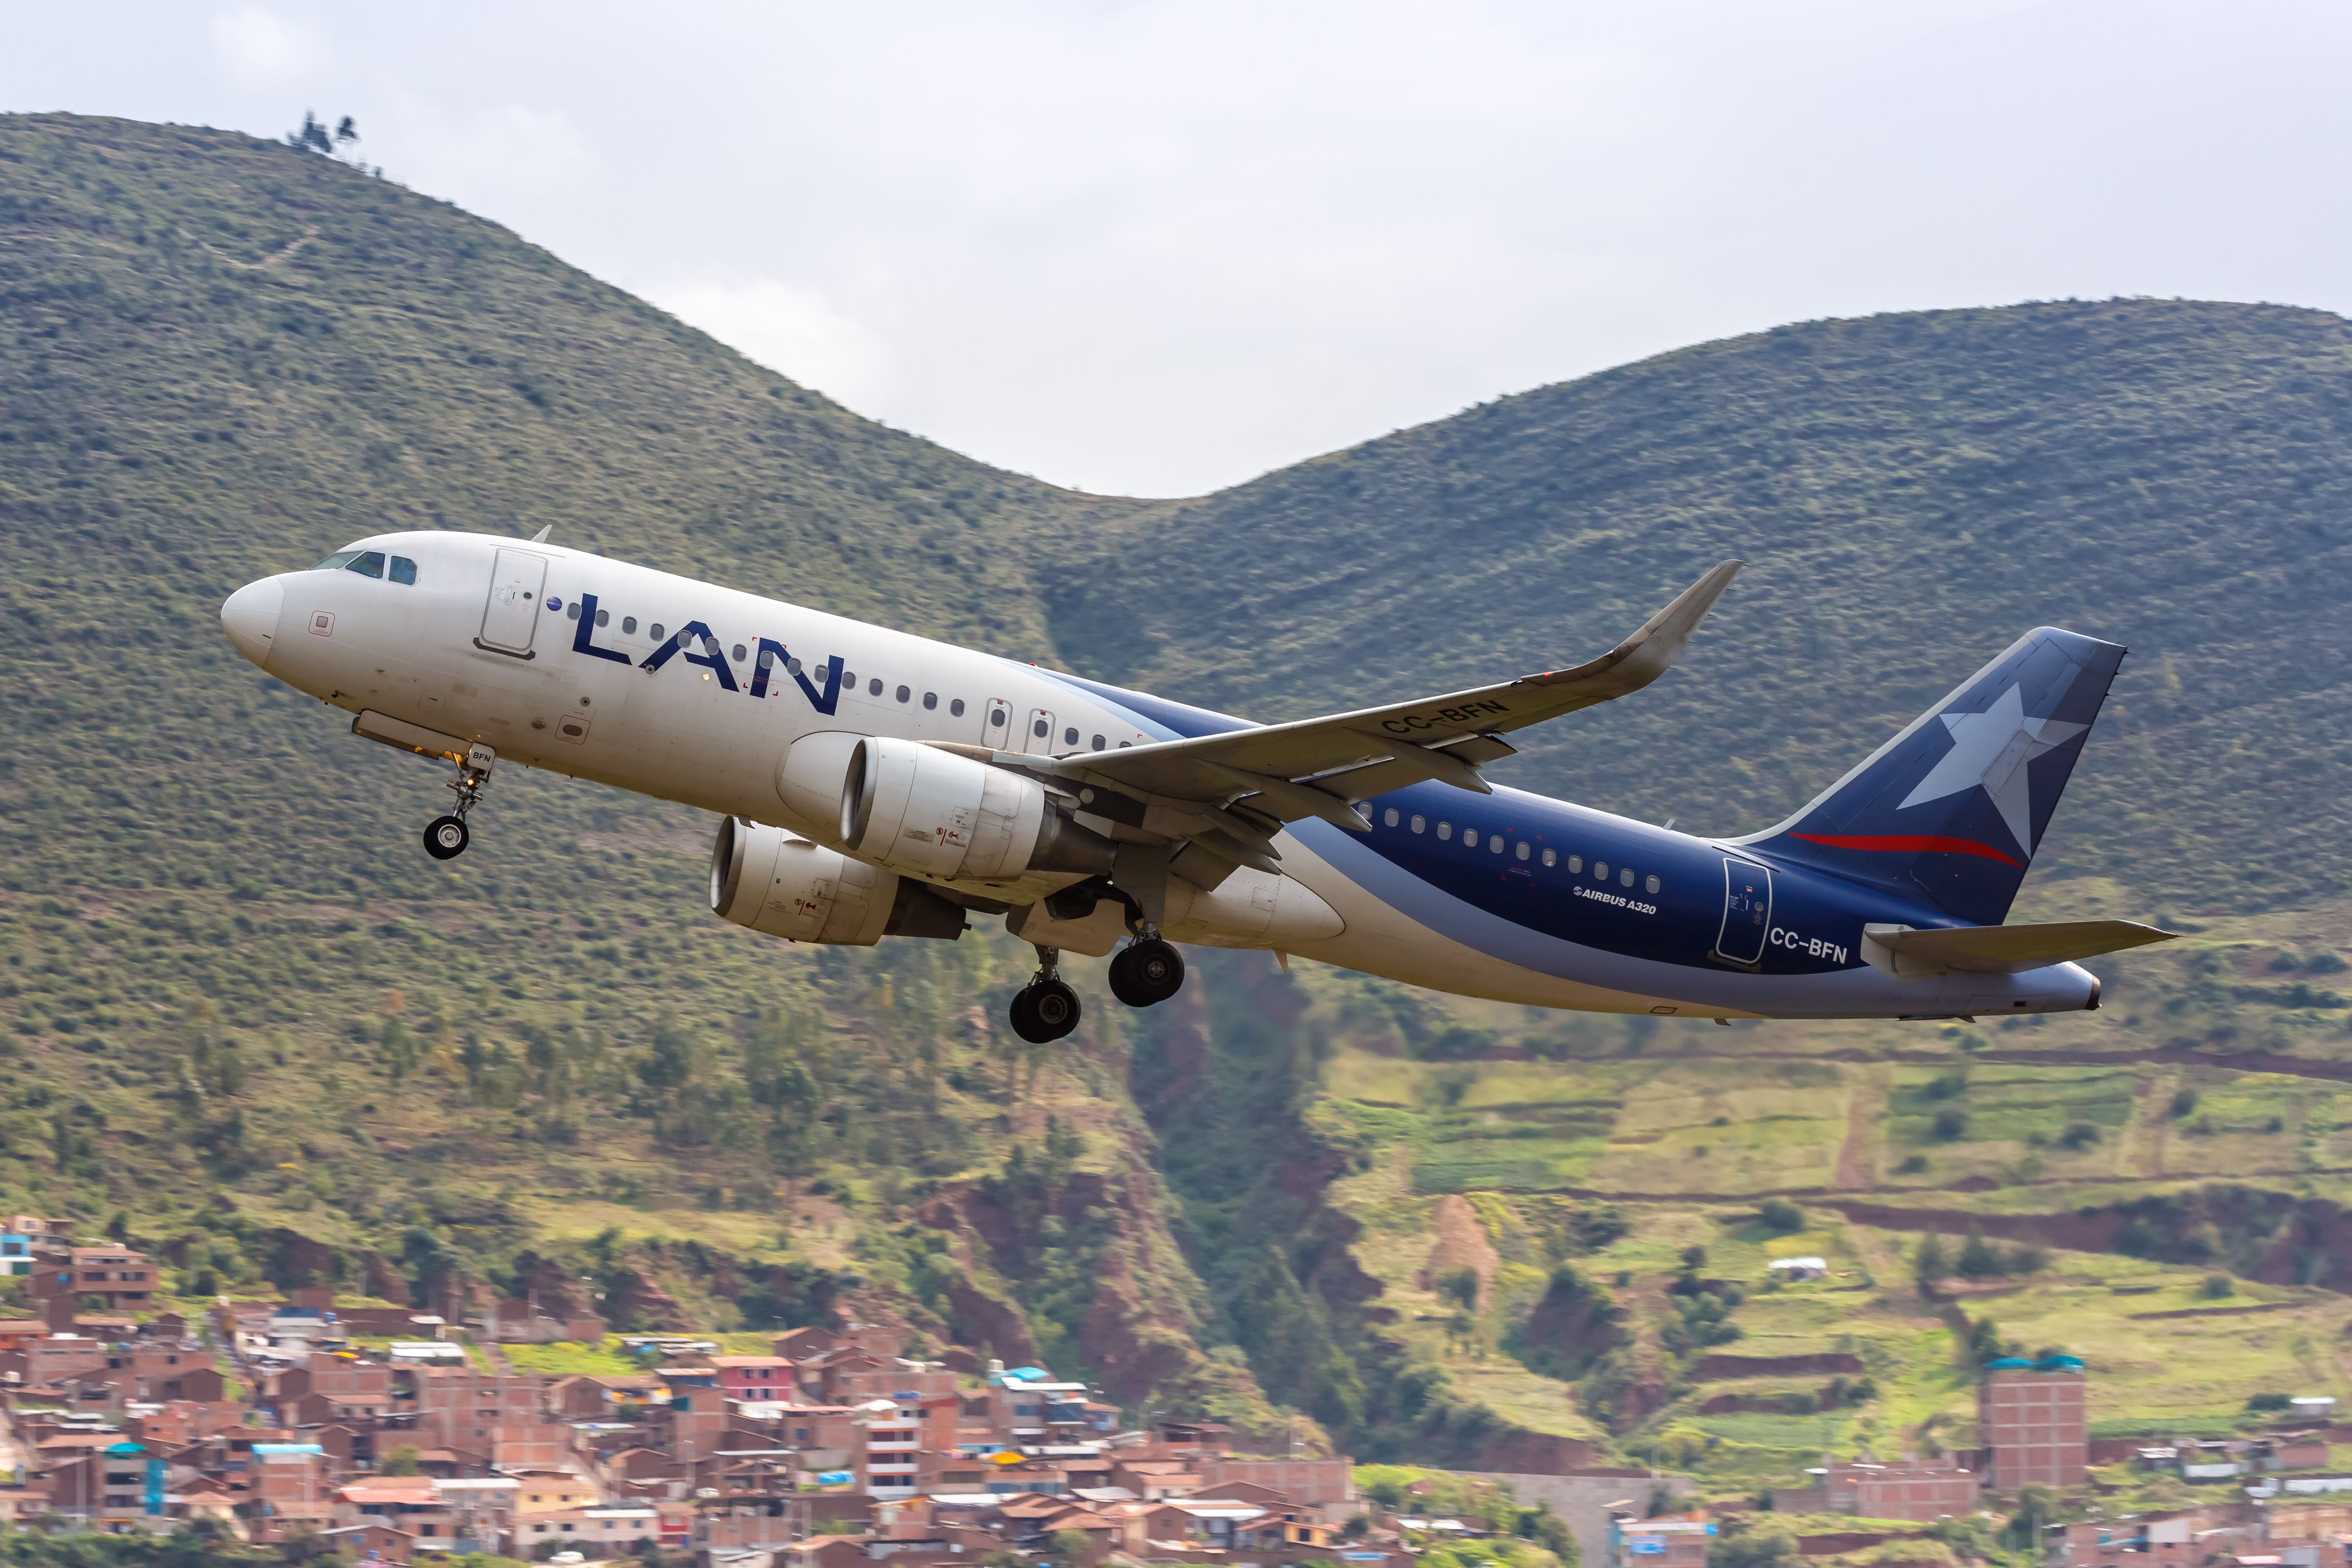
[
  {"xmin": 1715, "ymin": 858, "xmax": 1773, "ymax": 965},
  {"xmin": 1022, "ymin": 707, "xmax": 1056, "ymax": 755},
  {"xmin": 477, "ymin": 548, "xmax": 547, "ymax": 657}
]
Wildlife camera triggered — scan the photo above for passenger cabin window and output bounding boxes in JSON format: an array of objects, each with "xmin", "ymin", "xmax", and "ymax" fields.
[
  {"xmin": 1489, "ymin": 836, "xmax": 1505, "ymax": 854},
  {"xmin": 1383, "ymin": 808, "xmax": 1399, "ymax": 828},
  {"xmin": 1542, "ymin": 849, "xmax": 1557, "ymax": 867},
  {"xmin": 597, "ymin": 609, "xmax": 610, "ymax": 627},
  {"xmin": 1437, "ymin": 822, "xmax": 1453, "ymax": 841},
  {"xmin": 1411, "ymin": 815, "xmax": 1426, "ymax": 833},
  {"xmin": 896, "ymin": 685, "xmax": 911, "ymax": 703},
  {"xmin": 1568, "ymin": 855, "xmax": 1582, "ymax": 872},
  {"xmin": 923, "ymin": 692, "xmax": 938, "ymax": 710},
  {"xmin": 1516, "ymin": 842, "xmax": 1530, "ymax": 860},
  {"xmin": 1091, "ymin": 735, "xmax": 1106, "ymax": 750},
  {"xmin": 1463, "ymin": 829, "xmax": 1479, "ymax": 848},
  {"xmin": 1594, "ymin": 861, "xmax": 1608, "ymax": 880},
  {"xmin": 389, "ymin": 556, "xmax": 417, "ymax": 585},
  {"xmin": 650, "ymin": 623, "xmax": 665, "ymax": 642},
  {"xmin": 869, "ymin": 678, "xmax": 884, "ymax": 696},
  {"xmin": 1064, "ymin": 726, "xmax": 1079, "ymax": 745},
  {"xmin": 951, "ymin": 699, "xmax": 966, "ymax": 717},
  {"xmin": 622, "ymin": 617, "xmax": 637, "ymax": 634},
  {"xmin": 566, "ymin": 603, "xmax": 581, "ymax": 621},
  {"xmin": 733, "ymin": 644, "xmax": 748, "ymax": 662},
  {"xmin": 346, "ymin": 551, "xmax": 385, "ymax": 579},
  {"xmin": 842, "ymin": 671, "xmax": 857, "ymax": 686},
  {"xmin": 1620, "ymin": 867, "xmax": 1635, "ymax": 887},
  {"xmin": 1646, "ymin": 874, "xmax": 1662, "ymax": 894}
]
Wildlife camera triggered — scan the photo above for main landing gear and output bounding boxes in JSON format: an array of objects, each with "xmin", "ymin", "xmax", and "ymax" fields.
[
  {"xmin": 1108, "ymin": 936, "xmax": 1185, "ymax": 1008},
  {"xmin": 422, "ymin": 744, "xmax": 495, "ymax": 862},
  {"xmin": 1009, "ymin": 946, "xmax": 1082, "ymax": 1045}
]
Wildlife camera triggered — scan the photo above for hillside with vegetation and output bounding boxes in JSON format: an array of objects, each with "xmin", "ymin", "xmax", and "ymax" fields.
[{"xmin": 4, "ymin": 113, "xmax": 2352, "ymax": 1489}]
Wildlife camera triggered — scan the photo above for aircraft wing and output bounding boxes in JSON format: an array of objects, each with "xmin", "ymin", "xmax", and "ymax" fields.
[
  {"xmin": 1000, "ymin": 560, "xmax": 1741, "ymax": 855},
  {"xmin": 1862, "ymin": 920, "xmax": 2177, "ymax": 978}
]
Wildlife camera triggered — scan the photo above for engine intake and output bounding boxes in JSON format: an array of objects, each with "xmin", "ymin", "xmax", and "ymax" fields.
[
  {"xmin": 835, "ymin": 735, "xmax": 1114, "ymax": 881},
  {"xmin": 710, "ymin": 816, "xmax": 966, "ymax": 944}
]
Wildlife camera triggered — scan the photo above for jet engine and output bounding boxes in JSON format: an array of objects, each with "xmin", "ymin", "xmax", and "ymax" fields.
[
  {"xmin": 709, "ymin": 816, "xmax": 966, "ymax": 944},
  {"xmin": 820, "ymin": 735, "xmax": 1115, "ymax": 882}
]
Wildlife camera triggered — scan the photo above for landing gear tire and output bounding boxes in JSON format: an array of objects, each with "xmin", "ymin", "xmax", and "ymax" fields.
[
  {"xmin": 423, "ymin": 815, "xmax": 470, "ymax": 861},
  {"xmin": 1009, "ymin": 979, "xmax": 1080, "ymax": 1045},
  {"xmin": 1108, "ymin": 938, "xmax": 1185, "ymax": 1007},
  {"xmin": 424, "ymin": 744, "xmax": 495, "ymax": 861}
]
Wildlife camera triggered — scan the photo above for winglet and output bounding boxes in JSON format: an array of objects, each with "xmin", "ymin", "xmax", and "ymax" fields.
[{"xmin": 1532, "ymin": 559, "xmax": 1743, "ymax": 697}]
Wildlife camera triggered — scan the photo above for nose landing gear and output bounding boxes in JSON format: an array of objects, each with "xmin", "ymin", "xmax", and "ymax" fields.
[
  {"xmin": 422, "ymin": 744, "xmax": 495, "ymax": 861},
  {"xmin": 1009, "ymin": 945, "xmax": 1082, "ymax": 1044}
]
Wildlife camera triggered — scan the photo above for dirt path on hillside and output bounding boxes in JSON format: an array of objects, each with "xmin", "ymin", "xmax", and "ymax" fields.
[
  {"xmin": 1529, "ymin": 1159, "xmax": 2352, "ymax": 1207},
  {"xmin": 1627, "ymin": 1044, "xmax": 2352, "ymax": 1085},
  {"xmin": 1835, "ymin": 1065, "xmax": 1888, "ymax": 1189},
  {"xmin": 2124, "ymin": 1069, "xmax": 2172, "ymax": 1179}
]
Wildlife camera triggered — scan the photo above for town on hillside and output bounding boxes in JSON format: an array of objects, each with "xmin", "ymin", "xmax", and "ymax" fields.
[{"xmin": 2, "ymin": 1218, "xmax": 2350, "ymax": 1568}]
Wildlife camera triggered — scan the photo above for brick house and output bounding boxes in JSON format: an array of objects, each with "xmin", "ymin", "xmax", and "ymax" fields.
[
  {"xmin": 714, "ymin": 1355, "xmax": 795, "ymax": 1400},
  {"xmin": 1980, "ymin": 1357, "xmax": 2089, "ymax": 1490}
]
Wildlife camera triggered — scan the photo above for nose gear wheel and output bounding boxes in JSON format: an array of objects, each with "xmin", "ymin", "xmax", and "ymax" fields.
[{"xmin": 420, "ymin": 744, "xmax": 495, "ymax": 860}]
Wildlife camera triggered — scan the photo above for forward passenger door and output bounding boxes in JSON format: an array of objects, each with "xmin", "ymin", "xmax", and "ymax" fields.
[{"xmin": 477, "ymin": 549, "xmax": 547, "ymax": 657}]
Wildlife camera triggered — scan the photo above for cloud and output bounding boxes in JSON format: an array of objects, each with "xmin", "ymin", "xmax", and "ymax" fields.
[
  {"xmin": 208, "ymin": 6, "xmax": 326, "ymax": 89},
  {"xmin": 652, "ymin": 276, "xmax": 894, "ymax": 414}
]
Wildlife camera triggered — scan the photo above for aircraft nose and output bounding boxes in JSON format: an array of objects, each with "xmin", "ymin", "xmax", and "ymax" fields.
[{"xmin": 220, "ymin": 576, "xmax": 286, "ymax": 668}]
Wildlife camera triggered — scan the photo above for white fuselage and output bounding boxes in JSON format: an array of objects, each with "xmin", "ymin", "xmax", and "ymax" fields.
[{"xmin": 220, "ymin": 531, "xmax": 2100, "ymax": 1021}]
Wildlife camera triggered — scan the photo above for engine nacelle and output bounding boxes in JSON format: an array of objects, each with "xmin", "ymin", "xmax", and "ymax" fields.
[
  {"xmin": 835, "ymin": 735, "xmax": 1115, "ymax": 882},
  {"xmin": 709, "ymin": 816, "xmax": 966, "ymax": 945}
]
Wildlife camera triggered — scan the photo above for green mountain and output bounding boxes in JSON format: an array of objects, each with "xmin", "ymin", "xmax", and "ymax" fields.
[{"xmin": 5, "ymin": 113, "xmax": 2352, "ymax": 1482}]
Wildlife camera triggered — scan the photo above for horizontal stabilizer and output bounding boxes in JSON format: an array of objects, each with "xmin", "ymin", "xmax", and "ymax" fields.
[{"xmin": 1862, "ymin": 919, "xmax": 2176, "ymax": 979}]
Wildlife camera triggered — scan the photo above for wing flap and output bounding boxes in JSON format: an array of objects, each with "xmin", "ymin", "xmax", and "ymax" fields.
[{"xmin": 1862, "ymin": 920, "xmax": 2176, "ymax": 978}]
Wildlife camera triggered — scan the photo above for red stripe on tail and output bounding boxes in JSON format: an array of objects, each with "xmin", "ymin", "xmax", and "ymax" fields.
[{"xmin": 1788, "ymin": 832, "xmax": 2022, "ymax": 868}]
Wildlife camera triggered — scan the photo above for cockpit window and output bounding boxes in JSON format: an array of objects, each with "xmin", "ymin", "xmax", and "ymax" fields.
[
  {"xmin": 389, "ymin": 556, "xmax": 417, "ymax": 586},
  {"xmin": 313, "ymin": 550, "xmax": 360, "ymax": 570},
  {"xmin": 345, "ymin": 552, "xmax": 385, "ymax": 579}
]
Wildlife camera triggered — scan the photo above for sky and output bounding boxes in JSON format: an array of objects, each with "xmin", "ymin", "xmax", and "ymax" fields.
[{"xmin": 7, "ymin": 2, "xmax": 2349, "ymax": 497}]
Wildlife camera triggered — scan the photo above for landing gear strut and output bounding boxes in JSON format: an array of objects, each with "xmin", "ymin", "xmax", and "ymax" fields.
[
  {"xmin": 1108, "ymin": 935, "xmax": 1186, "ymax": 1008},
  {"xmin": 422, "ymin": 744, "xmax": 495, "ymax": 861},
  {"xmin": 1009, "ymin": 945, "xmax": 1081, "ymax": 1045}
]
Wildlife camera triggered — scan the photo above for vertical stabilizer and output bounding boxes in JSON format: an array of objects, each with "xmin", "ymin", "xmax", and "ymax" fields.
[{"xmin": 1737, "ymin": 627, "xmax": 2124, "ymax": 925}]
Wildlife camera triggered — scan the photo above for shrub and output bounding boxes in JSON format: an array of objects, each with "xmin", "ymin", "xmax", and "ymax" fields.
[
  {"xmin": 1932, "ymin": 1107, "xmax": 1968, "ymax": 1140},
  {"xmin": 1758, "ymin": 1198, "xmax": 1805, "ymax": 1234},
  {"xmin": 2058, "ymin": 1120, "xmax": 2100, "ymax": 1149},
  {"xmin": 2169, "ymin": 1088, "xmax": 2199, "ymax": 1118},
  {"xmin": 2202, "ymin": 1273, "xmax": 2234, "ymax": 1298}
]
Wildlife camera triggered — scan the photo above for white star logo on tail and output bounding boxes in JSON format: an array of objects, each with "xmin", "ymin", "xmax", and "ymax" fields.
[{"xmin": 1897, "ymin": 683, "xmax": 2087, "ymax": 856}]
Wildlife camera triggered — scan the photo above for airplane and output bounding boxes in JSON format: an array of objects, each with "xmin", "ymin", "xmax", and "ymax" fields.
[{"xmin": 219, "ymin": 532, "xmax": 2174, "ymax": 1043}]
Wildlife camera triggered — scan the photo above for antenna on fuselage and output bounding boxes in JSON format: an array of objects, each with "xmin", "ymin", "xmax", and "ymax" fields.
[{"xmin": 528, "ymin": 524, "xmax": 552, "ymax": 543}]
